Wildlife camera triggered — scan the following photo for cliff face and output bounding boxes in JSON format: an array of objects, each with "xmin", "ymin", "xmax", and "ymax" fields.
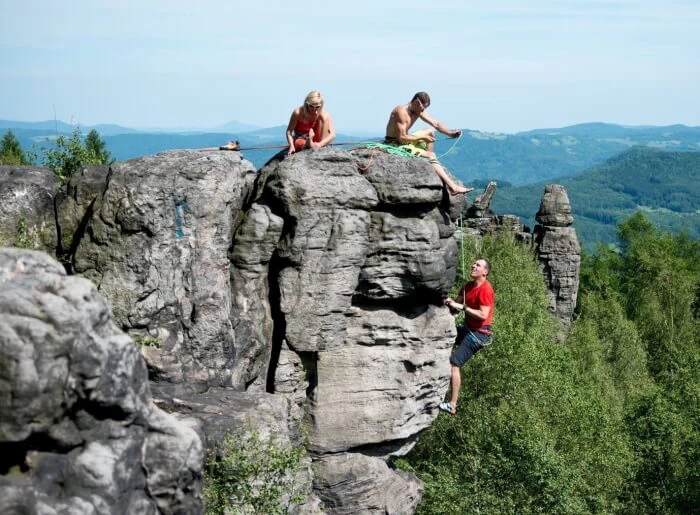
[
  {"xmin": 0, "ymin": 151, "xmax": 581, "ymax": 513},
  {"xmin": 0, "ymin": 148, "xmax": 462, "ymax": 513}
]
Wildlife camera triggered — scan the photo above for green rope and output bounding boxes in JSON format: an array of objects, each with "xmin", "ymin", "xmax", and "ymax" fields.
[
  {"xmin": 354, "ymin": 132, "xmax": 463, "ymax": 161},
  {"xmin": 353, "ymin": 142, "xmax": 420, "ymax": 159},
  {"xmin": 460, "ymin": 213, "xmax": 465, "ymax": 282}
]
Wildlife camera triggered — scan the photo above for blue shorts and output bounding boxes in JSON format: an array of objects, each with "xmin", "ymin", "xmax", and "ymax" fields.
[{"xmin": 450, "ymin": 326, "xmax": 492, "ymax": 367}]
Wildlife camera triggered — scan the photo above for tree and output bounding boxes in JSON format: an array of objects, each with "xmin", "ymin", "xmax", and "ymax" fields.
[
  {"xmin": 85, "ymin": 129, "xmax": 113, "ymax": 165},
  {"xmin": 0, "ymin": 130, "xmax": 27, "ymax": 165},
  {"xmin": 42, "ymin": 128, "xmax": 103, "ymax": 183}
]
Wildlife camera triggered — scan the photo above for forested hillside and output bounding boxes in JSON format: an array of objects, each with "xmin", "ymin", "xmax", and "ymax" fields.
[
  {"xmin": 490, "ymin": 147, "xmax": 700, "ymax": 249},
  {"xmin": 399, "ymin": 217, "xmax": 699, "ymax": 514}
]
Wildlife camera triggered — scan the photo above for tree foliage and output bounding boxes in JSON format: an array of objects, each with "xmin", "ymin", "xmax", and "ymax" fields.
[
  {"xmin": 0, "ymin": 130, "xmax": 28, "ymax": 165},
  {"xmin": 41, "ymin": 128, "xmax": 106, "ymax": 183},
  {"xmin": 85, "ymin": 129, "xmax": 114, "ymax": 165},
  {"xmin": 204, "ymin": 428, "xmax": 307, "ymax": 515}
]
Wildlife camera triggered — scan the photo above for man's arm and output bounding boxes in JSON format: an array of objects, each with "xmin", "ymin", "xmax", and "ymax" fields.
[
  {"xmin": 465, "ymin": 304, "xmax": 491, "ymax": 321},
  {"xmin": 419, "ymin": 111, "xmax": 461, "ymax": 138},
  {"xmin": 445, "ymin": 297, "xmax": 491, "ymax": 320},
  {"xmin": 395, "ymin": 107, "xmax": 434, "ymax": 144}
]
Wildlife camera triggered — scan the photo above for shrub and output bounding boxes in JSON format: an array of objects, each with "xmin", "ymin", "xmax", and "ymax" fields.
[{"xmin": 204, "ymin": 428, "xmax": 308, "ymax": 515}]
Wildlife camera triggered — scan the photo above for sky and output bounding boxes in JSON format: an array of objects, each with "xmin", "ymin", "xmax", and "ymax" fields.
[{"xmin": 1, "ymin": 0, "xmax": 699, "ymax": 134}]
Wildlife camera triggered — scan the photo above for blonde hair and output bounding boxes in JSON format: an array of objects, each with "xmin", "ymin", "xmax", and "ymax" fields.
[{"xmin": 304, "ymin": 90, "xmax": 324, "ymax": 109}]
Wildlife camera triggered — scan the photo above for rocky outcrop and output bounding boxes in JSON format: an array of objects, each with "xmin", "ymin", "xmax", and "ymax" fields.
[
  {"xmin": 534, "ymin": 184, "xmax": 581, "ymax": 337},
  {"xmin": 233, "ymin": 148, "xmax": 456, "ymax": 511},
  {"xmin": 0, "ymin": 166, "xmax": 59, "ymax": 251},
  {"xmin": 0, "ymin": 248, "xmax": 203, "ymax": 514},
  {"xmin": 55, "ymin": 151, "xmax": 257, "ymax": 386},
  {"xmin": 0, "ymin": 147, "xmax": 458, "ymax": 513},
  {"xmin": 460, "ymin": 181, "xmax": 531, "ymax": 243},
  {"xmin": 0, "ymin": 151, "xmax": 583, "ymax": 512}
]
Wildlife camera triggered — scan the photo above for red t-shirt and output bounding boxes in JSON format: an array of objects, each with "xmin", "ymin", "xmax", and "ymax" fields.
[{"xmin": 457, "ymin": 279, "xmax": 495, "ymax": 332}]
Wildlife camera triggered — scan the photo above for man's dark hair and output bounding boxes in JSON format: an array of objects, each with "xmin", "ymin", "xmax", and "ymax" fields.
[{"xmin": 412, "ymin": 92, "xmax": 430, "ymax": 108}]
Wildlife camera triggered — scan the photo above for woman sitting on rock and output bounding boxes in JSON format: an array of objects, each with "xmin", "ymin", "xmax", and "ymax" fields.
[{"xmin": 286, "ymin": 90, "xmax": 336, "ymax": 155}]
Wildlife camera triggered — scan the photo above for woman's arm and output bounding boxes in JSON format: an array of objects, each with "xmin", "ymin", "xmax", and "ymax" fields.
[
  {"xmin": 286, "ymin": 108, "xmax": 300, "ymax": 154},
  {"xmin": 314, "ymin": 112, "xmax": 336, "ymax": 148}
]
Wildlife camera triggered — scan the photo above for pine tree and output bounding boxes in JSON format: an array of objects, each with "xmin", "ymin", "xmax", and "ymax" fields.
[
  {"xmin": 0, "ymin": 130, "xmax": 27, "ymax": 165},
  {"xmin": 84, "ymin": 129, "xmax": 113, "ymax": 165}
]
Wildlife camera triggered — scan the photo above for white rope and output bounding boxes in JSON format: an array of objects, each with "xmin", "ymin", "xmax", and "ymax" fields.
[{"xmin": 436, "ymin": 131, "xmax": 463, "ymax": 161}]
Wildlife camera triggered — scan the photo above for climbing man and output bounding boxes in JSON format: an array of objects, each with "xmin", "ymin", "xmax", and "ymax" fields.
[
  {"xmin": 384, "ymin": 92, "xmax": 472, "ymax": 196},
  {"xmin": 441, "ymin": 258, "xmax": 495, "ymax": 414}
]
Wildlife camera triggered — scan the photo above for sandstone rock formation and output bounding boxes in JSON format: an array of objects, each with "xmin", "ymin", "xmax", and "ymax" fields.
[
  {"xmin": 534, "ymin": 184, "xmax": 581, "ymax": 337},
  {"xmin": 0, "ymin": 147, "xmax": 459, "ymax": 513},
  {"xmin": 0, "ymin": 248, "xmax": 203, "ymax": 514},
  {"xmin": 0, "ymin": 165, "xmax": 59, "ymax": 251},
  {"xmin": 461, "ymin": 181, "xmax": 529, "ymax": 239}
]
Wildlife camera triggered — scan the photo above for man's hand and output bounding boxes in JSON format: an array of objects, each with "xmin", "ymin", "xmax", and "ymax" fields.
[
  {"xmin": 420, "ymin": 133, "xmax": 436, "ymax": 143},
  {"xmin": 451, "ymin": 129, "xmax": 461, "ymax": 139},
  {"xmin": 287, "ymin": 146, "xmax": 296, "ymax": 156}
]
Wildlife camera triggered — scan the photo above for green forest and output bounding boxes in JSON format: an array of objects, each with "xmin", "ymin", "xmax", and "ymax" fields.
[
  {"xmin": 397, "ymin": 213, "xmax": 699, "ymax": 514},
  {"xmin": 490, "ymin": 147, "xmax": 700, "ymax": 250}
]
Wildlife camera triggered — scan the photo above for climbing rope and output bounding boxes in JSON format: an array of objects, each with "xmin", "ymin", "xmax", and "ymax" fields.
[
  {"xmin": 352, "ymin": 132, "xmax": 463, "ymax": 171},
  {"xmin": 435, "ymin": 130, "xmax": 463, "ymax": 161},
  {"xmin": 460, "ymin": 213, "xmax": 466, "ymax": 281}
]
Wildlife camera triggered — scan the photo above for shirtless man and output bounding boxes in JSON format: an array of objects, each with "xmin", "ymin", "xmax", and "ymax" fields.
[{"xmin": 385, "ymin": 92, "xmax": 471, "ymax": 195}]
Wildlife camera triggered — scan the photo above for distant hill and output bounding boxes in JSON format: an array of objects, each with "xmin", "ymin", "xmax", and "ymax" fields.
[
  {"xmin": 0, "ymin": 120, "xmax": 139, "ymax": 136},
  {"xmin": 439, "ymin": 123, "xmax": 700, "ymax": 186},
  {"xmin": 489, "ymin": 147, "xmax": 700, "ymax": 250},
  {"xmin": 210, "ymin": 120, "xmax": 261, "ymax": 133},
  {"xmin": 4, "ymin": 120, "xmax": 700, "ymax": 185}
]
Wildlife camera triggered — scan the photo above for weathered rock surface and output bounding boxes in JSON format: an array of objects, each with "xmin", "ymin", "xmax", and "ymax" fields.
[
  {"xmin": 1, "ymin": 147, "xmax": 461, "ymax": 513},
  {"xmin": 0, "ymin": 248, "xmax": 203, "ymax": 514},
  {"xmin": 313, "ymin": 453, "xmax": 424, "ymax": 514},
  {"xmin": 245, "ymin": 149, "xmax": 456, "ymax": 509},
  {"xmin": 55, "ymin": 151, "xmax": 257, "ymax": 386},
  {"xmin": 534, "ymin": 185, "xmax": 581, "ymax": 337},
  {"xmin": 536, "ymin": 183, "xmax": 574, "ymax": 227},
  {"xmin": 0, "ymin": 165, "xmax": 59, "ymax": 251},
  {"xmin": 466, "ymin": 180, "xmax": 497, "ymax": 218}
]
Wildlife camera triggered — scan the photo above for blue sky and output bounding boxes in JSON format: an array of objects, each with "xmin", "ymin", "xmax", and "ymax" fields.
[{"xmin": 2, "ymin": 0, "xmax": 699, "ymax": 133}]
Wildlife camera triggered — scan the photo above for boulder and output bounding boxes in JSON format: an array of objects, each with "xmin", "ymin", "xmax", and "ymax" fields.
[
  {"xmin": 0, "ymin": 165, "xmax": 59, "ymax": 252},
  {"xmin": 55, "ymin": 150, "xmax": 257, "ymax": 386},
  {"xmin": 7, "ymin": 147, "xmax": 459, "ymax": 513},
  {"xmin": 0, "ymin": 248, "xmax": 203, "ymax": 514},
  {"xmin": 313, "ymin": 453, "xmax": 423, "ymax": 514},
  {"xmin": 536, "ymin": 184, "xmax": 574, "ymax": 226}
]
